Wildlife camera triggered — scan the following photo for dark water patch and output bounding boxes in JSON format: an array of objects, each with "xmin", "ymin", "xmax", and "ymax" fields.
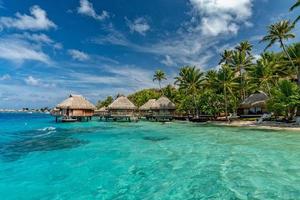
[
  {"xmin": 0, "ymin": 128, "xmax": 88, "ymax": 162},
  {"xmin": 143, "ymin": 136, "xmax": 170, "ymax": 142}
]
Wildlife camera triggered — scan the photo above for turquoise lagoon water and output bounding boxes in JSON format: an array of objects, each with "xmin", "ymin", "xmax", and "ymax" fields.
[{"xmin": 0, "ymin": 113, "xmax": 300, "ymax": 199}]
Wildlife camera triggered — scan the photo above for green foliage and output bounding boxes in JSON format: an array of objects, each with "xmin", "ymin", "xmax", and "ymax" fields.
[
  {"xmin": 175, "ymin": 66, "xmax": 205, "ymax": 117},
  {"xmin": 153, "ymin": 69, "xmax": 167, "ymax": 95},
  {"xmin": 198, "ymin": 89, "xmax": 224, "ymax": 117},
  {"xmin": 128, "ymin": 88, "xmax": 161, "ymax": 107},
  {"xmin": 261, "ymin": 20, "xmax": 295, "ymax": 51},
  {"xmin": 267, "ymin": 80, "xmax": 300, "ymax": 120},
  {"xmin": 96, "ymin": 96, "xmax": 113, "ymax": 109}
]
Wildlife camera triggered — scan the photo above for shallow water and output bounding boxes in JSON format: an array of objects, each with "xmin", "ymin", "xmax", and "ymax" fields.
[{"xmin": 0, "ymin": 113, "xmax": 300, "ymax": 199}]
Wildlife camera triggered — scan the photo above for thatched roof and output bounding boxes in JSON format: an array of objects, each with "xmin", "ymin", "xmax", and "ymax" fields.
[
  {"xmin": 240, "ymin": 92, "xmax": 268, "ymax": 108},
  {"xmin": 139, "ymin": 99, "xmax": 157, "ymax": 111},
  {"xmin": 151, "ymin": 96, "xmax": 176, "ymax": 110},
  {"xmin": 108, "ymin": 96, "xmax": 137, "ymax": 110},
  {"xmin": 95, "ymin": 106, "xmax": 108, "ymax": 112},
  {"xmin": 56, "ymin": 94, "xmax": 96, "ymax": 110}
]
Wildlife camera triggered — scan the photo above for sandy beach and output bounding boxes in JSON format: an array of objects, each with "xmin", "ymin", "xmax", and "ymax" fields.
[{"xmin": 207, "ymin": 120, "xmax": 300, "ymax": 131}]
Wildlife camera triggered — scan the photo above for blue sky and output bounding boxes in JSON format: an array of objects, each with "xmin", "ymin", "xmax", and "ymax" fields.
[{"xmin": 0, "ymin": 0, "xmax": 299, "ymax": 108}]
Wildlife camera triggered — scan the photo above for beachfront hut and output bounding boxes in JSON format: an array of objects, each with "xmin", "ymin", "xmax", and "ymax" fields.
[
  {"xmin": 139, "ymin": 99, "xmax": 157, "ymax": 118},
  {"xmin": 238, "ymin": 92, "xmax": 268, "ymax": 117},
  {"xmin": 107, "ymin": 96, "xmax": 137, "ymax": 121},
  {"xmin": 54, "ymin": 94, "xmax": 96, "ymax": 122},
  {"xmin": 150, "ymin": 96, "xmax": 176, "ymax": 121}
]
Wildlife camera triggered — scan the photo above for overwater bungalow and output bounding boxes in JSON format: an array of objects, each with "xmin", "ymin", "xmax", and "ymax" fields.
[
  {"xmin": 107, "ymin": 96, "xmax": 137, "ymax": 121},
  {"xmin": 94, "ymin": 106, "xmax": 108, "ymax": 119},
  {"xmin": 238, "ymin": 92, "xmax": 268, "ymax": 117},
  {"xmin": 53, "ymin": 94, "xmax": 96, "ymax": 122},
  {"xmin": 139, "ymin": 99, "xmax": 157, "ymax": 118},
  {"xmin": 150, "ymin": 96, "xmax": 176, "ymax": 121}
]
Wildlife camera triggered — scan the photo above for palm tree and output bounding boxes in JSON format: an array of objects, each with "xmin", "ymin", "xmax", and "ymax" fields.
[
  {"xmin": 175, "ymin": 66, "xmax": 204, "ymax": 118},
  {"xmin": 219, "ymin": 50, "xmax": 233, "ymax": 65},
  {"xmin": 228, "ymin": 50, "xmax": 253, "ymax": 100},
  {"xmin": 247, "ymin": 55, "xmax": 280, "ymax": 96},
  {"xmin": 153, "ymin": 70, "xmax": 167, "ymax": 95},
  {"xmin": 261, "ymin": 20, "xmax": 295, "ymax": 68},
  {"xmin": 290, "ymin": 0, "xmax": 300, "ymax": 23},
  {"xmin": 204, "ymin": 70, "xmax": 218, "ymax": 90},
  {"xmin": 217, "ymin": 65, "xmax": 239, "ymax": 121},
  {"xmin": 235, "ymin": 41, "xmax": 253, "ymax": 55},
  {"xmin": 268, "ymin": 80, "xmax": 300, "ymax": 121},
  {"xmin": 287, "ymin": 43, "xmax": 300, "ymax": 84}
]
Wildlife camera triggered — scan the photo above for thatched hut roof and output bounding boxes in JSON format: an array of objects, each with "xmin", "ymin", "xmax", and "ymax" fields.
[
  {"xmin": 151, "ymin": 96, "xmax": 176, "ymax": 110},
  {"xmin": 240, "ymin": 92, "xmax": 268, "ymax": 108},
  {"xmin": 108, "ymin": 96, "xmax": 137, "ymax": 110},
  {"xmin": 139, "ymin": 99, "xmax": 157, "ymax": 111},
  {"xmin": 56, "ymin": 94, "xmax": 96, "ymax": 110},
  {"xmin": 99, "ymin": 107, "xmax": 108, "ymax": 112},
  {"xmin": 95, "ymin": 106, "xmax": 108, "ymax": 112}
]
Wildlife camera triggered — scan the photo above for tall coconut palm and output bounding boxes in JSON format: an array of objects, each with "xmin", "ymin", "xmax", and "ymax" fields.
[
  {"xmin": 228, "ymin": 50, "xmax": 253, "ymax": 100},
  {"xmin": 290, "ymin": 0, "xmax": 300, "ymax": 23},
  {"xmin": 175, "ymin": 66, "xmax": 204, "ymax": 118},
  {"xmin": 235, "ymin": 41, "xmax": 253, "ymax": 55},
  {"xmin": 204, "ymin": 69, "xmax": 218, "ymax": 90},
  {"xmin": 153, "ymin": 70, "xmax": 167, "ymax": 95},
  {"xmin": 261, "ymin": 20, "xmax": 295, "ymax": 69},
  {"xmin": 247, "ymin": 55, "xmax": 280, "ymax": 96},
  {"xmin": 219, "ymin": 50, "xmax": 233, "ymax": 65},
  {"xmin": 217, "ymin": 65, "xmax": 239, "ymax": 121}
]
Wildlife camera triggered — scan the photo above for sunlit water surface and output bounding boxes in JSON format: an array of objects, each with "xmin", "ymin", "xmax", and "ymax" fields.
[{"xmin": 0, "ymin": 113, "xmax": 299, "ymax": 199}]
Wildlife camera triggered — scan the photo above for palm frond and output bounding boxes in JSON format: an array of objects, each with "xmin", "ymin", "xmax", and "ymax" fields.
[{"xmin": 290, "ymin": 0, "xmax": 300, "ymax": 11}]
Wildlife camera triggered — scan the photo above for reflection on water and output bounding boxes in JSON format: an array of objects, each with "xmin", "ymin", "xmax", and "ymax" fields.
[{"xmin": 0, "ymin": 127, "xmax": 88, "ymax": 162}]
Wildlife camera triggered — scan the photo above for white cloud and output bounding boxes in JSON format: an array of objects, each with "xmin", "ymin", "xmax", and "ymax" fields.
[
  {"xmin": 25, "ymin": 76, "xmax": 40, "ymax": 86},
  {"xmin": 77, "ymin": 0, "xmax": 109, "ymax": 21},
  {"xmin": 93, "ymin": 0, "xmax": 254, "ymax": 68},
  {"xmin": 201, "ymin": 15, "xmax": 238, "ymax": 36},
  {"xmin": 68, "ymin": 49, "xmax": 89, "ymax": 61},
  {"xmin": 126, "ymin": 17, "xmax": 150, "ymax": 35},
  {"xmin": 0, "ymin": 5, "xmax": 56, "ymax": 31},
  {"xmin": 161, "ymin": 55, "xmax": 176, "ymax": 67},
  {"xmin": 189, "ymin": 0, "xmax": 253, "ymax": 36},
  {"xmin": 93, "ymin": 28, "xmax": 215, "ymax": 68},
  {"xmin": 12, "ymin": 32, "xmax": 62, "ymax": 49},
  {"xmin": 0, "ymin": 74, "xmax": 11, "ymax": 81},
  {"xmin": 24, "ymin": 76, "xmax": 55, "ymax": 87},
  {"xmin": 0, "ymin": 38, "xmax": 51, "ymax": 64}
]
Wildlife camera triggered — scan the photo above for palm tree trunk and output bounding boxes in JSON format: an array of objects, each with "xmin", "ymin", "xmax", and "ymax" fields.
[
  {"xmin": 297, "ymin": 66, "xmax": 300, "ymax": 85},
  {"xmin": 280, "ymin": 40, "xmax": 300, "ymax": 86},
  {"xmin": 224, "ymin": 84, "xmax": 229, "ymax": 122},
  {"xmin": 159, "ymin": 81, "xmax": 164, "ymax": 96},
  {"xmin": 193, "ymin": 94, "xmax": 199, "ymax": 118}
]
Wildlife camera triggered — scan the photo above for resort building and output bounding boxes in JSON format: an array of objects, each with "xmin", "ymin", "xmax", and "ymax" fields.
[
  {"xmin": 139, "ymin": 99, "xmax": 157, "ymax": 118},
  {"xmin": 107, "ymin": 96, "xmax": 137, "ymax": 121},
  {"xmin": 53, "ymin": 94, "xmax": 96, "ymax": 122},
  {"xmin": 94, "ymin": 107, "xmax": 108, "ymax": 119},
  {"xmin": 238, "ymin": 92, "xmax": 268, "ymax": 117},
  {"xmin": 150, "ymin": 96, "xmax": 176, "ymax": 121}
]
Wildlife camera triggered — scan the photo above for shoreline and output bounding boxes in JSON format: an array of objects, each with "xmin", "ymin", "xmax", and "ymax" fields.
[{"xmin": 206, "ymin": 120, "xmax": 300, "ymax": 131}]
